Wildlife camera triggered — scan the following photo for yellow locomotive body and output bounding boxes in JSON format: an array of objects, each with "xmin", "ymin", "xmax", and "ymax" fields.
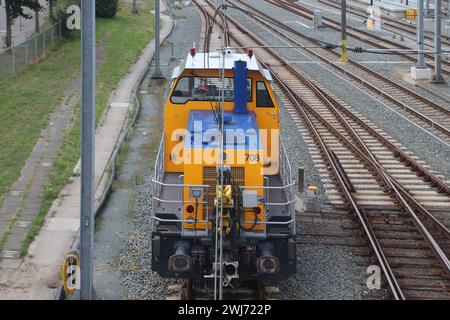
[{"xmin": 152, "ymin": 50, "xmax": 296, "ymax": 287}]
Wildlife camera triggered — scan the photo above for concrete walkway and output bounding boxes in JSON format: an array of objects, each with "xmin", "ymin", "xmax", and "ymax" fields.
[
  {"xmin": 0, "ymin": 74, "xmax": 80, "ymax": 263},
  {"xmin": 0, "ymin": 3, "xmax": 173, "ymax": 299}
]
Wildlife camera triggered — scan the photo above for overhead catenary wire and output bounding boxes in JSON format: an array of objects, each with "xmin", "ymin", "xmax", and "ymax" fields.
[
  {"xmin": 204, "ymin": 1, "xmax": 234, "ymax": 301},
  {"xmin": 221, "ymin": 45, "xmax": 450, "ymax": 55},
  {"xmin": 217, "ymin": 2, "xmax": 450, "ymax": 57}
]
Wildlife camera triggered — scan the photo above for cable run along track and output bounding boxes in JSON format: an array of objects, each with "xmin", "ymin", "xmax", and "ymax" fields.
[
  {"xmin": 266, "ymin": 0, "xmax": 450, "ymax": 77},
  {"xmin": 193, "ymin": 0, "xmax": 450, "ymax": 299},
  {"xmin": 172, "ymin": 2, "xmax": 269, "ymax": 300},
  {"xmin": 318, "ymin": 0, "xmax": 450, "ymax": 47}
]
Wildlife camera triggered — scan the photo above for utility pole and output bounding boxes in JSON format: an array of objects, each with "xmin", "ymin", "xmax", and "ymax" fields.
[
  {"xmin": 152, "ymin": 0, "xmax": 164, "ymax": 79},
  {"xmin": 341, "ymin": 0, "xmax": 347, "ymax": 62},
  {"xmin": 434, "ymin": 0, "xmax": 444, "ymax": 82},
  {"xmin": 79, "ymin": 0, "xmax": 96, "ymax": 300},
  {"xmin": 34, "ymin": 0, "xmax": 40, "ymax": 33},
  {"xmin": 417, "ymin": 0, "xmax": 426, "ymax": 69}
]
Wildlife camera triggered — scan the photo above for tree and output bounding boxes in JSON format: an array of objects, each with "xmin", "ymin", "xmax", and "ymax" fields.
[
  {"xmin": 34, "ymin": 0, "xmax": 39, "ymax": 33},
  {"xmin": 96, "ymin": 0, "xmax": 119, "ymax": 19},
  {"xmin": 4, "ymin": 0, "xmax": 42, "ymax": 48},
  {"xmin": 47, "ymin": 0, "xmax": 55, "ymax": 22}
]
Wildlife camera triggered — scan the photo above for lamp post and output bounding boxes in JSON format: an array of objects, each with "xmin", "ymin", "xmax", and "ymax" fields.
[
  {"xmin": 79, "ymin": 0, "xmax": 96, "ymax": 300},
  {"xmin": 434, "ymin": 0, "xmax": 444, "ymax": 82},
  {"xmin": 152, "ymin": 0, "xmax": 164, "ymax": 79}
]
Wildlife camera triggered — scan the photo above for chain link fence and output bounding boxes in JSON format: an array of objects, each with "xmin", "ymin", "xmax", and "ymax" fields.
[{"xmin": 0, "ymin": 21, "xmax": 62, "ymax": 79}]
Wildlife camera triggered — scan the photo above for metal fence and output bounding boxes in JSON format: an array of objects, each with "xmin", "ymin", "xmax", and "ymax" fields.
[{"xmin": 0, "ymin": 21, "xmax": 62, "ymax": 79}]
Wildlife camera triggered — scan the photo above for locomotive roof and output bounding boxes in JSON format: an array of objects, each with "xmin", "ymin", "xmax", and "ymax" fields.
[{"xmin": 171, "ymin": 52, "xmax": 272, "ymax": 81}]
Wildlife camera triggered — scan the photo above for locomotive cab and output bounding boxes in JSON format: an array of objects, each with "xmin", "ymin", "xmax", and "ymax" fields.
[{"xmin": 151, "ymin": 50, "xmax": 296, "ymax": 288}]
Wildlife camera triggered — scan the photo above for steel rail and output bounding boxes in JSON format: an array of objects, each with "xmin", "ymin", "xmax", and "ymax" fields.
[
  {"xmin": 272, "ymin": 65, "xmax": 450, "ymax": 292},
  {"xmin": 274, "ymin": 73, "xmax": 405, "ymax": 300},
  {"xmin": 273, "ymin": 65, "xmax": 450, "ymax": 277},
  {"xmin": 228, "ymin": 0, "xmax": 450, "ymax": 142},
  {"xmin": 318, "ymin": 0, "xmax": 450, "ymax": 47},
  {"xmin": 267, "ymin": 0, "xmax": 450, "ymax": 75},
  {"xmin": 196, "ymin": 2, "xmax": 211, "ymax": 51},
  {"xmin": 303, "ymin": 83, "xmax": 450, "ymax": 273}
]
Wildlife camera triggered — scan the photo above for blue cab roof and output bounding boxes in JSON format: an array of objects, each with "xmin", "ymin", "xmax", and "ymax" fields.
[{"xmin": 185, "ymin": 110, "xmax": 261, "ymax": 150}]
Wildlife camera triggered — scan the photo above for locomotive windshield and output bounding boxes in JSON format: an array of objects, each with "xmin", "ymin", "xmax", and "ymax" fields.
[{"xmin": 170, "ymin": 76, "xmax": 252, "ymax": 104}]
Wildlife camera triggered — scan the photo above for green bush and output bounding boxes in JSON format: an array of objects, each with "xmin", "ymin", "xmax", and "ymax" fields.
[
  {"xmin": 55, "ymin": 0, "xmax": 81, "ymax": 38},
  {"xmin": 96, "ymin": 0, "xmax": 119, "ymax": 19}
]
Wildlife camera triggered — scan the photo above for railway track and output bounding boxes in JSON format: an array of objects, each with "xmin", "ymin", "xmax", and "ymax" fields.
[
  {"xmin": 194, "ymin": 0, "xmax": 450, "ymax": 299},
  {"xmin": 166, "ymin": 279, "xmax": 274, "ymax": 300},
  {"xmin": 318, "ymin": 0, "xmax": 450, "ymax": 48},
  {"xmin": 228, "ymin": 0, "xmax": 450, "ymax": 145},
  {"xmin": 265, "ymin": 0, "xmax": 450, "ymax": 76},
  {"xmin": 200, "ymin": 1, "xmax": 231, "ymax": 51}
]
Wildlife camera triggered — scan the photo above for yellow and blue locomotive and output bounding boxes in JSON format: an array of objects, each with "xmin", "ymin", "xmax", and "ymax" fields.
[{"xmin": 151, "ymin": 49, "xmax": 296, "ymax": 288}]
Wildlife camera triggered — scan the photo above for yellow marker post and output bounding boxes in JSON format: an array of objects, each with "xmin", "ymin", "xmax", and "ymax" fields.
[
  {"xmin": 341, "ymin": 39, "xmax": 348, "ymax": 63},
  {"xmin": 341, "ymin": 0, "xmax": 348, "ymax": 63},
  {"xmin": 405, "ymin": 9, "xmax": 418, "ymax": 20}
]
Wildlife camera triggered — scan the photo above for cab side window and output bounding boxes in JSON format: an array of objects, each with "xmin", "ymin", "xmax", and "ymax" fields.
[
  {"xmin": 171, "ymin": 77, "xmax": 193, "ymax": 104},
  {"xmin": 256, "ymin": 81, "xmax": 274, "ymax": 107}
]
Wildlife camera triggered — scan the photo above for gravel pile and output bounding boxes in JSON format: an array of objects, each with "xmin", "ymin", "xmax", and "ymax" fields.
[{"xmin": 273, "ymin": 244, "xmax": 367, "ymax": 300}]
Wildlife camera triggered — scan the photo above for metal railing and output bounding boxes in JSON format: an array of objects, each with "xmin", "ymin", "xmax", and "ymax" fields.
[
  {"xmin": 151, "ymin": 136, "xmax": 296, "ymax": 236},
  {"xmin": 0, "ymin": 21, "xmax": 62, "ymax": 79},
  {"xmin": 238, "ymin": 138, "xmax": 296, "ymax": 236},
  {"xmin": 152, "ymin": 135, "xmax": 212, "ymax": 236},
  {"xmin": 152, "ymin": 134, "xmax": 166, "ymax": 203}
]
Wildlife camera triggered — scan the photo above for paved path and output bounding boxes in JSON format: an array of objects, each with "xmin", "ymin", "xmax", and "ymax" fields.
[
  {"xmin": 0, "ymin": 74, "xmax": 79, "ymax": 263},
  {"xmin": 0, "ymin": 42, "xmax": 109, "ymax": 267},
  {"xmin": 0, "ymin": 3, "xmax": 173, "ymax": 299}
]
